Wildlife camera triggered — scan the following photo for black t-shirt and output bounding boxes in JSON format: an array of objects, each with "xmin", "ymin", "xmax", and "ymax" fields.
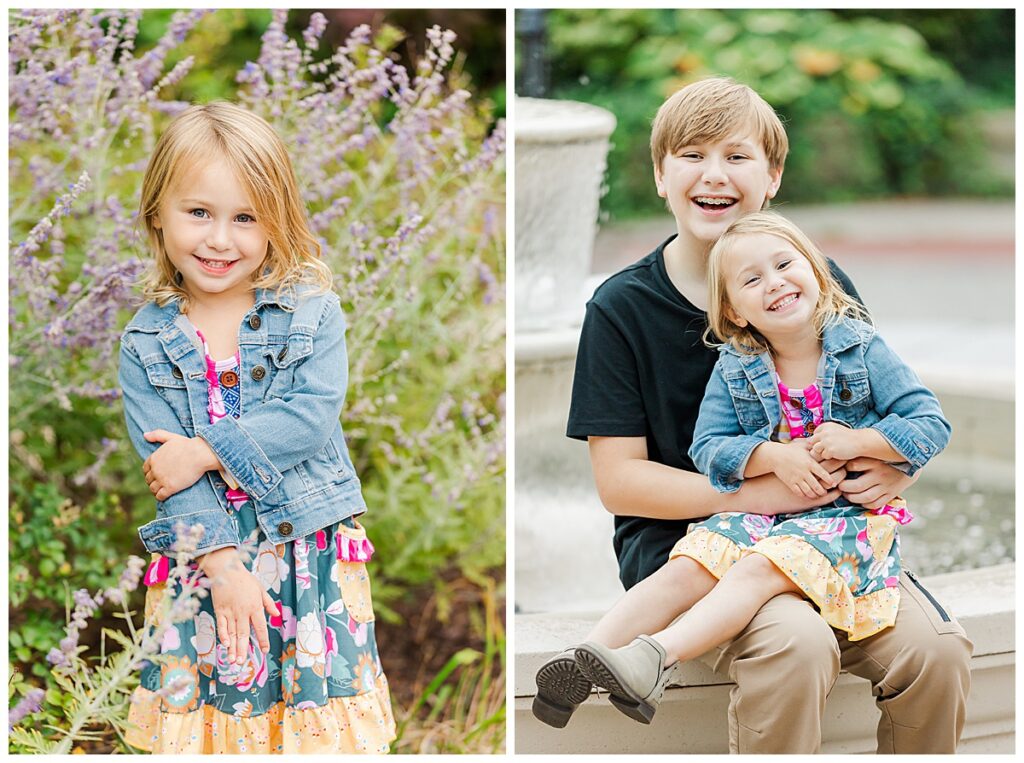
[{"xmin": 567, "ymin": 234, "xmax": 862, "ymax": 590}]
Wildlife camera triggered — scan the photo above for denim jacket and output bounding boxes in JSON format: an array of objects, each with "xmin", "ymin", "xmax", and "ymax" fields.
[
  {"xmin": 119, "ymin": 285, "xmax": 366, "ymax": 555},
  {"xmin": 689, "ymin": 317, "xmax": 951, "ymax": 499}
]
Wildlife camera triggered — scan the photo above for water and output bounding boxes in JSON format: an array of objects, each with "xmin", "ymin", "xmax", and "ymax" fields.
[{"xmin": 900, "ymin": 477, "xmax": 1015, "ymax": 576}]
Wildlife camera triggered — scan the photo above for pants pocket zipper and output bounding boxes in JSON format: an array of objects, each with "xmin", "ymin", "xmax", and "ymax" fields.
[{"xmin": 904, "ymin": 568, "xmax": 951, "ymax": 622}]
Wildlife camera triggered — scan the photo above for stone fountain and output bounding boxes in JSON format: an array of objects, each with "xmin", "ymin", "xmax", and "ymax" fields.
[{"xmin": 514, "ymin": 97, "xmax": 621, "ymax": 613}]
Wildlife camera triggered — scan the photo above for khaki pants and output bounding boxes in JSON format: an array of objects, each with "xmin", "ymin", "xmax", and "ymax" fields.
[{"xmin": 700, "ymin": 571, "xmax": 974, "ymax": 754}]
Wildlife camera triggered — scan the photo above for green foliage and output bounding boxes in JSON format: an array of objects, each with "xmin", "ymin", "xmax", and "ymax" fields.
[{"xmin": 544, "ymin": 8, "xmax": 1010, "ymax": 218}]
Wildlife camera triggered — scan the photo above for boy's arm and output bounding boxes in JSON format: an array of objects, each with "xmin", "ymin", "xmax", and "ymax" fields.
[
  {"xmin": 194, "ymin": 296, "xmax": 349, "ymax": 501},
  {"xmin": 589, "ymin": 435, "xmax": 844, "ymax": 520},
  {"xmin": 119, "ymin": 337, "xmax": 239, "ymax": 555}
]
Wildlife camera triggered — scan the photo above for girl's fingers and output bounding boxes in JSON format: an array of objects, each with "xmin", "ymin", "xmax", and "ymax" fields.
[
  {"xmin": 263, "ymin": 591, "xmax": 278, "ymax": 617},
  {"xmin": 252, "ymin": 611, "xmax": 271, "ymax": 654},
  {"xmin": 217, "ymin": 613, "xmax": 229, "ymax": 646}
]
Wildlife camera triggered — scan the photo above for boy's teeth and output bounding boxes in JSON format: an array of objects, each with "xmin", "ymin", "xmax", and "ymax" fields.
[{"xmin": 695, "ymin": 197, "xmax": 734, "ymax": 205}]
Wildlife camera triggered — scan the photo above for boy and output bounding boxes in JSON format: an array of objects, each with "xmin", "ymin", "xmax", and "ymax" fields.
[{"xmin": 536, "ymin": 77, "xmax": 972, "ymax": 753}]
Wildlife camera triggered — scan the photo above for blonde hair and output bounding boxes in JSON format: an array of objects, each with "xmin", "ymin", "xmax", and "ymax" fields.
[
  {"xmin": 650, "ymin": 77, "xmax": 789, "ymax": 172},
  {"xmin": 139, "ymin": 101, "xmax": 332, "ymax": 309},
  {"xmin": 705, "ymin": 211, "xmax": 868, "ymax": 354}
]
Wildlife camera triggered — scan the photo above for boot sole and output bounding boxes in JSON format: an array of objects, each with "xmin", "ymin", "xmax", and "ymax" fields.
[
  {"xmin": 532, "ymin": 654, "xmax": 593, "ymax": 728},
  {"xmin": 575, "ymin": 645, "xmax": 658, "ymax": 724}
]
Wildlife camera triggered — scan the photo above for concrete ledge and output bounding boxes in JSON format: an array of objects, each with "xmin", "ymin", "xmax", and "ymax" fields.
[{"xmin": 515, "ymin": 563, "xmax": 1014, "ymax": 753}]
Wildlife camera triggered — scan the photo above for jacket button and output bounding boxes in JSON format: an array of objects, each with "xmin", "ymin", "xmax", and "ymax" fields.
[
  {"xmin": 839, "ymin": 388, "xmax": 852, "ymax": 401},
  {"xmin": 248, "ymin": 314, "xmax": 262, "ymax": 330},
  {"xmin": 278, "ymin": 521, "xmax": 293, "ymax": 536},
  {"xmin": 277, "ymin": 347, "xmax": 288, "ymax": 362},
  {"xmin": 251, "ymin": 365, "xmax": 267, "ymax": 381},
  {"xmin": 172, "ymin": 367, "xmax": 183, "ymax": 379},
  {"xmin": 747, "ymin": 383, "xmax": 755, "ymax": 394}
]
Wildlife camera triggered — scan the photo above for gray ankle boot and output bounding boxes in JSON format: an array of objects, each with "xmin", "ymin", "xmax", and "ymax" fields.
[
  {"xmin": 532, "ymin": 648, "xmax": 593, "ymax": 728},
  {"xmin": 574, "ymin": 636, "xmax": 674, "ymax": 724}
]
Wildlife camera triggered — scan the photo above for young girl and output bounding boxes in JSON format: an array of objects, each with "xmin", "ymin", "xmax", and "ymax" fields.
[
  {"xmin": 118, "ymin": 102, "xmax": 395, "ymax": 753},
  {"xmin": 537, "ymin": 211, "xmax": 950, "ymax": 725}
]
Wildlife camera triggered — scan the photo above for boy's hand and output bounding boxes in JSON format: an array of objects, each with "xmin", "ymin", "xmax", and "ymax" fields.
[
  {"xmin": 808, "ymin": 422, "xmax": 863, "ymax": 461},
  {"xmin": 839, "ymin": 457, "xmax": 916, "ymax": 509},
  {"xmin": 199, "ymin": 548, "xmax": 277, "ymax": 664},
  {"xmin": 768, "ymin": 441, "xmax": 839, "ymax": 499},
  {"xmin": 142, "ymin": 430, "xmax": 219, "ymax": 500}
]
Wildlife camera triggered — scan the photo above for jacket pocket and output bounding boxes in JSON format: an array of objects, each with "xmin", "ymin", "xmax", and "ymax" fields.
[
  {"xmin": 831, "ymin": 372, "xmax": 872, "ymax": 424},
  {"xmin": 142, "ymin": 358, "xmax": 193, "ymax": 430},
  {"xmin": 264, "ymin": 332, "xmax": 314, "ymax": 400},
  {"xmin": 726, "ymin": 376, "xmax": 769, "ymax": 429}
]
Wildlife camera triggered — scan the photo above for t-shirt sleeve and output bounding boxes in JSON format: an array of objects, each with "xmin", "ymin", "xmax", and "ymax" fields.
[{"xmin": 566, "ymin": 301, "xmax": 647, "ymax": 440}]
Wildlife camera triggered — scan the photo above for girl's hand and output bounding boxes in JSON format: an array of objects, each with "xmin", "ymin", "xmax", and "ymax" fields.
[
  {"xmin": 199, "ymin": 548, "xmax": 278, "ymax": 663},
  {"xmin": 770, "ymin": 441, "xmax": 840, "ymax": 500},
  {"xmin": 839, "ymin": 457, "xmax": 916, "ymax": 509},
  {"xmin": 142, "ymin": 430, "xmax": 219, "ymax": 500},
  {"xmin": 808, "ymin": 422, "xmax": 863, "ymax": 461}
]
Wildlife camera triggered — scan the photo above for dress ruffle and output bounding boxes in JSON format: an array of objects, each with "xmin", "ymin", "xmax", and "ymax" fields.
[
  {"xmin": 671, "ymin": 527, "xmax": 900, "ymax": 641},
  {"xmin": 125, "ymin": 672, "xmax": 395, "ymax": 754}
]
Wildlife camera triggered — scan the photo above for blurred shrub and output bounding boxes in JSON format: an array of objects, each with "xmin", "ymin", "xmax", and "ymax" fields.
[
  {"xmin": 9, "ymin": 9, "xmax": 504, "ymax": 747},
  {"xmin": 543, "ymin": 8, "xmax": 1010, "ymax": 218}
]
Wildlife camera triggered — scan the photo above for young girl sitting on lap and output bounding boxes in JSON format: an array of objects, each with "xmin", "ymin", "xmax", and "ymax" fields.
[{"xmin": 550, "ymin": 211, "xmax": 950, "ymax": 725}]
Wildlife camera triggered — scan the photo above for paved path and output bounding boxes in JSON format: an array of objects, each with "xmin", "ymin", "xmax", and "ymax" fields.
[{"xmin": 591, "ymin": 199, "xmax": 1014, "ymax": 392}]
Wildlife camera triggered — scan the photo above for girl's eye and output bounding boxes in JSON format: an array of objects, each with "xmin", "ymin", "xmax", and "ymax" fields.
[
  {"xmin": 236, "ymin": 214, "xmax": 255, "ymax": 223},
  {"xmin": 679, "ymin": 152, "xmax": 702, "ymax": 160},
  {"xmin": 777, "ymin": 259, "xmax": 792, "ymax": 270},
  {"xmin": 189, "ymin": 208, "xmax": 209, "ymax": 219},
  {"xmin": 728, "ymin": 154, "xmax": 748, "ymax": 161},
  {"xmin": 744, "ymin": 275, "xmax": 761, "ymax": 286}
]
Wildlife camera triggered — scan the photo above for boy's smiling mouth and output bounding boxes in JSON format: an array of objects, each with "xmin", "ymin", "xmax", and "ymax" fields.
[{"xmin": 692, "ymin": 195, "xmax": 738, "ymax": 213}]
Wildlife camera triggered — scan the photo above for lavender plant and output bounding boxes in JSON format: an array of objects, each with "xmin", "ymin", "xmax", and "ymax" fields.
[
  {"xmin": 8, "ymin": 524, "xmax": 220, "ymax": 754},
  {"xmin": 9, "ymin": 8, "xmax": 505, "ymax": 752}
]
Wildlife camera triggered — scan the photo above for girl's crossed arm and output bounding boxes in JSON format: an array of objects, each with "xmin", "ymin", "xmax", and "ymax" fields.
[
  {"xmin": 142, "ymin": 296, "xmax": 349, "ymax": 502},
  {"xmin": 119, "ymin": 335, "xmax": 239, "ymax": 556}
]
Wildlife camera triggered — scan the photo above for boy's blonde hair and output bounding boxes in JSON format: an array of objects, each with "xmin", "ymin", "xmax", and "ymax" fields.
[
  {"xmin": 705, "ymin": 211, "xmax": 868, "ymax": 354},
  {"xmin": 651, "ymin": 77, "xmax": 789, "ymax": 171},
  {"xmin": 139, "ymin": 101, "xmax": 331, "ymax": 309}
]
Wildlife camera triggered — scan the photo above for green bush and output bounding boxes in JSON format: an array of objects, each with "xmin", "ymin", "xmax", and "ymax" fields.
[{"xmin": 544, "ymin": 8, "xmax": 1009, "ymax": 218}]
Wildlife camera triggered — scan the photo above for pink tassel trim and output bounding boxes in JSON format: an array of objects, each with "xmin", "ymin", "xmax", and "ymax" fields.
[
  {"xmin": 335, "ymin": 533, "xmax": 375, "ymax": 562},
  {"xmin": 143, "ymin": 555, "xmax": 170, "ymax": 586}
]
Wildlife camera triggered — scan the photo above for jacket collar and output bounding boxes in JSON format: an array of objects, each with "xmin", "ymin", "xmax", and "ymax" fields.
[
  {"xmin": 125, "ymin": 286, "xmax": 296, "ymax": 332},
  {"xmin": 719, "ymin": 316, "xmax": 873, "ymax": 362}
]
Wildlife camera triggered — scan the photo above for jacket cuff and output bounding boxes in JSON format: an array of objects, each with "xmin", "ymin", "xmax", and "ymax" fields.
[
  {"xmin": 708, "ymin": 435, "xmax": 764, "ymax": 494},
  {"xmin": 870, "ymin": 418, "xmax": 937, "ymax": 477},
  {"xmin": 197, "ymin": 417, "xmax": 283, "ymax": 500},
  {"xmin": 137, "ymin": 509, "xmax": 240, "ymax": 554}
]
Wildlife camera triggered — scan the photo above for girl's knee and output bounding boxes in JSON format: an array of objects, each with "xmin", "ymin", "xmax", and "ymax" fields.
[
  {"xmin": 730, "ymin": 553, "xmax": 792, "ymax": 586},
  {"xmin": 661, "ymin": 554, "xmax": 712, "ymax": 585}
]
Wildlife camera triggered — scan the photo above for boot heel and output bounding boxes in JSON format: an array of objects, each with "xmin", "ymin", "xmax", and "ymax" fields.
[
  {"xmin": 532, "ymin": 694, "xmax": 575, "ymax": 728},
  {"xmin": 608, "ymin": 694, "xmax": 656, "ymax": 724}
]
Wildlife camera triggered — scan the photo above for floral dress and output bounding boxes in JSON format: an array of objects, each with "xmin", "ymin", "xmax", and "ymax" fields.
[
  {"xmin": 671, "ymin": 376, "xmax": 913, "ymax": 641},
  {"xmin": 126, "ymin": 333, "xmax": 395, "ymax": 753}
]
